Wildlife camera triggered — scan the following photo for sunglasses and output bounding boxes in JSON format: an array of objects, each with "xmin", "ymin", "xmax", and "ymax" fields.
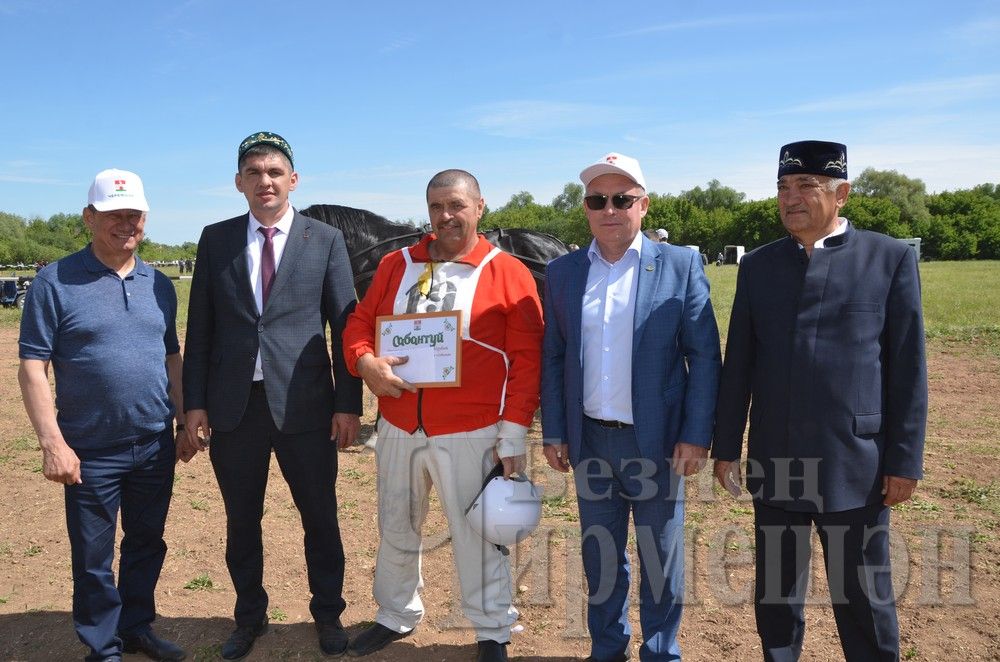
[{"xmin": 584, "ymin": 194, "xmax": 643, "ymax": 211}]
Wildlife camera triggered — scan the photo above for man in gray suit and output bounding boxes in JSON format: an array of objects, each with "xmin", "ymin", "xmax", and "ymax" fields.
[{"xmin": 182, "ymin": 132, "xmax": 362, "ymax": 659}]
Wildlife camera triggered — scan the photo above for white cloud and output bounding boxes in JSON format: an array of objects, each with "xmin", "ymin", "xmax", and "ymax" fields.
[
  {"xmin": 297, "ymin": 188, "xmax": 428, "ymax": 222},
  {"xmin": 303, "ymin": 165, "xmax": 434, "ymax": 183},
  {"xmin": 0, "ymin": 173, "xmax": 74, "ymax": 185},
  {"xmin": 777, "ymin": 75, "xmax": 1000, "ymax": 114},
  {"xmin": 851, "ymin": 143, "xmax": 1000, "ymax": 193},
  {"xmin": 948, "ymin": 17, "xmax": 1000, "ymax": 46},
  {"xmin": 463, "ymin": 100, "xmax": 637, "ymax": 139},
  {"xmin": 0, "ymin": 0, "xmax": 32, "ymax": 16},
  {"xmin": 611, "ymin": 13, "xmax": 792, "ymax": 38},
  {"xmin": 380, "ymin": 35, "xmax": 418, "ymax": 54}
]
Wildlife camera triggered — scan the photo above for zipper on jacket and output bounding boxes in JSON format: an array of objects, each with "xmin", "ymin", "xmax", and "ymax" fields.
[{"xmin": 413, "ymin": 388, "xmax": 425, "ymax": 434}]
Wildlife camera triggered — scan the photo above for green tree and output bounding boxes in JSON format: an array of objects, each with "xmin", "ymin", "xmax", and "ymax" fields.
[
  {"xmin": 679, "ymin": 179, "xmax": 745, "ymax": 210},
  {"xmin": 729, "ymin": 198, "xmax": 783, "ymax": 251},
  {"xmin": 504, "ymin": 191, "xmax": 535, "ymax": 209},
  {"xmin": 926, "ymin": 189, "xmax": 1000, "ymax": 259},
  {"xmin": 851, "ymin": 168, "xmax": 930, "ymax": 237},
  {"xmin": 842, "ymin": 196, "xmax": 906, "ymax": 237},
  {"xmin": 552, "ymin": 183, "xmax": 583, "ymax": 214}
]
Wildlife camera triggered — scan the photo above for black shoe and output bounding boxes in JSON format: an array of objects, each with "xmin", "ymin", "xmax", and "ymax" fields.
[
  {"xmin": 221, "ymin": 616, "xmax": 268, "ymax": 660},
  {"xmin": 317, "ymin": 619, "xmax": 349, "ymax": 657},
  {"xmin": 584, "ymin": 654, "xmax": 629, "ymax": 662},
  {"xmin": 346, "ymin": 622, "xmax": 412, "ymax": 657},
  {"xmin": 477, "ymin": 640, "xmax": 509, "ymax": 662},
  {"xmin": 120, "ymin": 629, "xmax": 187, "ymax": 661}
]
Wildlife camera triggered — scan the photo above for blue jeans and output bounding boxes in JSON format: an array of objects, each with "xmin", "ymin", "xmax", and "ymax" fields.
[
  {"xmin": 576, "ymin": 418, "xmax": 686, "ymax": 661},
  {"xmin": 65, "ymin": 428, "xmax": 175, "ymax": 661}
]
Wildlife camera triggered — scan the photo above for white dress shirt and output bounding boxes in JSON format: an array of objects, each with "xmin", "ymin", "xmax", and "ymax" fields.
[
  {"xmin": 246, "ymin": 206, "xmax": 294, "ymax": 380},
  {"xmin": 799, "ymin": 217, "xmax": 847, "ymax": 249},
  {"xmin": 581, "ymin": 231, "xmax": 644, "ymax": 423}
]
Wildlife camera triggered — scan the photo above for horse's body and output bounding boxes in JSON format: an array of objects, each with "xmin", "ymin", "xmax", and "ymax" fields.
[{"xmin": 300, "ymin": 203, "xmax": 569, "ymax": 298}]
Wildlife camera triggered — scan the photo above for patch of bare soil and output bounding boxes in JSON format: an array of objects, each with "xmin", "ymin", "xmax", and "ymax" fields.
[{"xmin": 0, "ymin": 329, "xmax": 997, "ymax": 661}]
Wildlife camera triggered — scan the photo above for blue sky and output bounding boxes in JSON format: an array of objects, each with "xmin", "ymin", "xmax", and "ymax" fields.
[{"xmin": 1, "ymin": 1, "xmax": 998, "ymax": 245}]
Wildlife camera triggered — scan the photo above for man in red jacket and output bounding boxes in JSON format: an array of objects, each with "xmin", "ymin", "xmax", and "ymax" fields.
[{"xmin": 343, "ymin": 169, "xmax": 542, "ymax": 662}]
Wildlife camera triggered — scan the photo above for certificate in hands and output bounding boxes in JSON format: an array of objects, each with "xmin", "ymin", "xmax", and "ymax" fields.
[{"xmin": 375, "ymin": 311, "xmax": 462, "ymax": 388}]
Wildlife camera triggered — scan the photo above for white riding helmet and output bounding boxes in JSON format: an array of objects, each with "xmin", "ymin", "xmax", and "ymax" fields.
[{"xmin": 466, "ymin": 468, "xmax": 543, "ymax": 548}]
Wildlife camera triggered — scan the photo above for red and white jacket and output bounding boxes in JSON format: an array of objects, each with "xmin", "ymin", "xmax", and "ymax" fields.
[{"xmin": 344, "ymin": 235, "xmax": 542, "ymax": 446}]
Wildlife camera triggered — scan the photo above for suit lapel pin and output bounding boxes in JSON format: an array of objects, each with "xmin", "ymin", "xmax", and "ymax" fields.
[{"xmin": 645, "ymin": 264, "xmax": 654, "ymax": 271}]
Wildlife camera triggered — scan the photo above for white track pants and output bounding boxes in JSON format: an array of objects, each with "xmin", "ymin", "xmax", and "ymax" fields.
[{"xmin": 372, "ymin": 419, "xmax": 517, "ymax": 642}]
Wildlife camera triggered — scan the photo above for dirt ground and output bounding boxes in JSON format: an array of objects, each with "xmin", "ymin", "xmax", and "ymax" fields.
[{"xmin": 0, "ymin": 327, "xmax": 997, "ymax": 661}]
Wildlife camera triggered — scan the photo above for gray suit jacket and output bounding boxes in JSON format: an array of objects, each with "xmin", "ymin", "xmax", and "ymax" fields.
[{"xmin": 183, "ymin": 210, "xmax": 362, "ymax": 433}]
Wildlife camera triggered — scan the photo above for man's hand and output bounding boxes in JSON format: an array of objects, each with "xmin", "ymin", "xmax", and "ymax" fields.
[
  {"xmin": 176, "ymin": 428, "xmax": 198, "ymax": 463},
  {"xmin": 543, "ymin": 443, "xmax": 570, "ymax": 473},
  {"xmin": 184, "ymin": 409, "xmax": 212, "ymax": 456},
  {"xmin": 331, "ymin": 413, "xmax": 361, "ymax": 450},
  {"xmin": 356, "ymin": 353, "xmax": 417, "ymax": 398},
  {"xmin": 714, "ymin": 459, "xmax": 742, "ymax": 498},
  {"xmin": 883, "ymin": 475, "xmax": 918, "ymax": 506},
  {"xmin": 41, "ymin": 441, "xmax": 81, "ymax": 485},
  {"xmin": 493, "ymin": 448, "xmax": 527, "ymax": 479},
  {"xmin": 672, "ymin": 442, "xmax": 708, "ymax": 476}
]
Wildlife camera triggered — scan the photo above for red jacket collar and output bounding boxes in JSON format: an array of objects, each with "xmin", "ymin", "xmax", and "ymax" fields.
[{"xmin": 408, "ymin": 233, "xmax": 494, "ymax": 266}]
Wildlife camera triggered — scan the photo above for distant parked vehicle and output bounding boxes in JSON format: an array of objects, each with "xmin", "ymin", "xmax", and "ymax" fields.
[
  {"xmin": 723, "ymin": 245, "xmax": 745, "ymax": 265},
  {"xmin": 0, "ymin": 277, "xmax": 30, "ymax": 309}
]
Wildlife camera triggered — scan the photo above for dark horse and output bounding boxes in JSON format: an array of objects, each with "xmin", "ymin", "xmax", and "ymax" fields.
[{"xmin": 300, "ymin": 204, "xmax": 570, "ymax": 299}]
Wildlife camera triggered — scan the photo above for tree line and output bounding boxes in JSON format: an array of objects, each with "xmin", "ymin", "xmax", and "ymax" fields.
[
  {"xmin": 0, "ymin": 210, "xmax": 197, "ymax": 265},
  {"xmin": 2, "ymin": 169, "xmax": 998, "ymax": 265},
  {"xmin": 481, "ymin": 169, "xmax": 1000, "ymax": 260}
]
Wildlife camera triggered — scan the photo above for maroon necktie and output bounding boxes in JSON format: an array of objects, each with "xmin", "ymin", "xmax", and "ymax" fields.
[{"xmin": 258, "ymin": 226, "xmax": 278, "ymax": 306}]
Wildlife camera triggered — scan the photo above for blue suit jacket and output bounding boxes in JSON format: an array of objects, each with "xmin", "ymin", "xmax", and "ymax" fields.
[
  {"xmin": 541, "ymin": 237, "xmax": 722, "ymax": 467},
  {"xmin": 712, "ymin": 223, "xmax": 928, "ymax": 512},
  {"xmin": 183, "ymin": 210, "xmax": 362, "ymax": 433}
]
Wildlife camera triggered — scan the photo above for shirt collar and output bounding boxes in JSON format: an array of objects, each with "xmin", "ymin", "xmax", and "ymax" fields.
[
  {"xmin": 799, "ymin": 217, "xmax": 847, "ymax": 249},
  {"xmin": 587, "ymin": 230, "xmax": 644, "ymax": 266},
  {"xmin": 81, "ymin": 244, "xmax": 150, "ymax": 277},
  {"xmin": 249, "ymin": 206, "xmax": 295, "ymax": 236}
]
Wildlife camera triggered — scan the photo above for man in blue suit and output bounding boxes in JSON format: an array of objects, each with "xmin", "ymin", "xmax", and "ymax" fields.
[
  {"xmin": 541, "ymin": 153, "xmax": 722, "ymax": 661},
  {"xmin": 712, "ymin": 141, "xmax": 927, "ymax": 661}
]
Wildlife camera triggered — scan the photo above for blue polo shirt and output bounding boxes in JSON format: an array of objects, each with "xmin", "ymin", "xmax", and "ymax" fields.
[{"xmin": 19, "ymin": 245, "xmax": 180, "ymax": 449}]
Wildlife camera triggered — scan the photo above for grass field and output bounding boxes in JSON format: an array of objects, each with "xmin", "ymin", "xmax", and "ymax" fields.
[
  {"xmin": 1, "ymin": 258, "xmax": 998, "ymax": 660},
  {"xmin": 3, "ymin": 261, "xmax": 999, "ymax": 347},
  {"xmin": 706, "ymin": 261, "xmax": 1000, "ymax": 350}
]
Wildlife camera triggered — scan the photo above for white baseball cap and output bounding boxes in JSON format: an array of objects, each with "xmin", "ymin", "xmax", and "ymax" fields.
[
  {"xmin": 88, "ymin": 168, "xmax": 149, "ymax": 212},
  {"xmin": 655, "ymin": 228, "xmax": 669, "ymax": 240},
  {"xmin": 579, "ymin": 152, "xmax": 646, "ymax": 190}
]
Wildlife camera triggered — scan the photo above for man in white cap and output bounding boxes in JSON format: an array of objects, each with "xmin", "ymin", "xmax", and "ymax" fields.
[
  {"xmin": 541, "ymin": 153, "xmax": 721, "ymax": 661},
  {"xmin": 18, "ymin": 169, "xmax": 188, "ymax": 661},
  {"xmin": 655, "ymin": 228, "xmax": 670, "ymax": 243}
]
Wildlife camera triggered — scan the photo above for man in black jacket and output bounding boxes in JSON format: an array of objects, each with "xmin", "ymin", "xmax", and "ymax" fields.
[{"xmin": 712, "ymin": 140, "xmax": 927, "ymax": 662}]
